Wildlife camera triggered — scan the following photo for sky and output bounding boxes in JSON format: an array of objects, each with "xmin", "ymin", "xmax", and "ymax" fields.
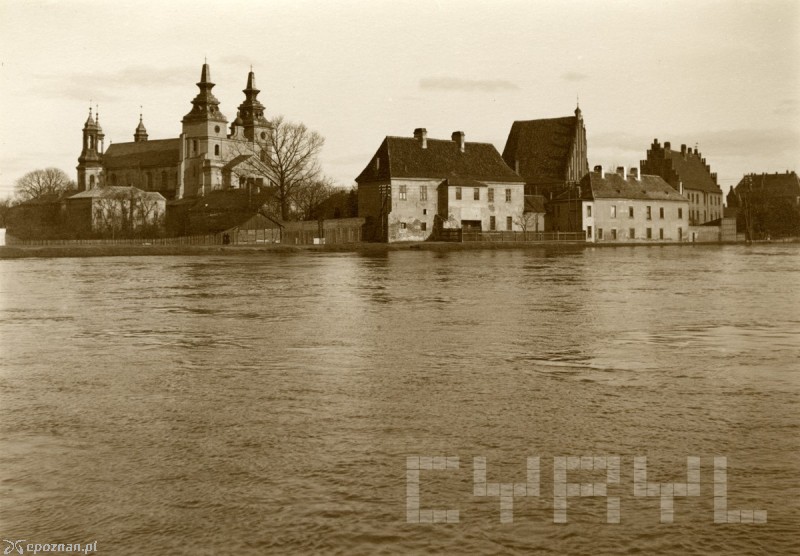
[{"xmin": 0, "ymin": 0, "xmax": 798, "ymax": 198}]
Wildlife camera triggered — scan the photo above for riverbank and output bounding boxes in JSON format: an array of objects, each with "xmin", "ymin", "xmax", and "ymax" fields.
[{"xmin": 0, "ymin": 239, "xmax": 780, "ymax": 259}]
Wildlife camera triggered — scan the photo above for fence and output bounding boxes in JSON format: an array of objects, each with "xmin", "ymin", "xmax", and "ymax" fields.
[
  {"xmin": 6, "ymin": 234, "xmax": 222, "ymax": 246},
  {"xmin": 459, "ymin": 231, "xmax": 586, "ymax": 243}
]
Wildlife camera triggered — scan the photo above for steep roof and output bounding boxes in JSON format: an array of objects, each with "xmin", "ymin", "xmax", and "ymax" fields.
[
  {"xmin": 502, "ymin": 116, "xmax": 577, "ymax": 184},
  {"xmin": 662, "ymin": 149, "xmax": 719, "ymax": 193},
  {"xmin": 736, "ymin": 171, "xmax": 800, "ymax": 197},
  {"xmin": 355, "ymin": 136, "xmax": 522, "ymax": 184},
  {"xmin": 104, "ymin": 139, "xmax": 181, "ymax": 170},
  {"xmin": 558, "ymin": 171, "xmax": 686, "ymax": 201},
  {"xmin": 68, "ymin": 186, "xmax": 165, "ymax": 201}
]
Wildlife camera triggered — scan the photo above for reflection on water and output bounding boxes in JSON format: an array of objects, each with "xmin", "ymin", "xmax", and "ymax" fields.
[{"xmin": 1, "ymin": 245, "xmax": 798, "ymax": 555}]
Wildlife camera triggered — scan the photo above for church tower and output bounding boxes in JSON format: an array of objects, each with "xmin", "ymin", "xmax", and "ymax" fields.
[
  {"xmin": 180, "ymin": 62, "xmax": 229, "ymax": 197},
  {"xmin": 134, "ymin": 112, "xmax": 148, "ymax": 142},
  {"xmin": 234, "ymin": 69, "xmax": 270, "ymax": 142},
  {"xmin": 76, "ymin": 106, "xmax": 104, "ymax": 191}
]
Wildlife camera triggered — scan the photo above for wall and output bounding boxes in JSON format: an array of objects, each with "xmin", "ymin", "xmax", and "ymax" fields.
[
  {"xmin": 357, "ymin": 181, "xmax": 390, "ymax": 242},
  {"xmin": 438, "ymin": 181, "xmax": 526, "ymax": 234},
  {"xmin": 585, "ymin": 199, "xmax": 689, "ymax": 242},
  {"xmin": 687, "ymin": 225, "xmax": 721, "ymax": 242},
  {"xmin": 386, "ymin": 178, "xmax": 440, "ymax": 242}
]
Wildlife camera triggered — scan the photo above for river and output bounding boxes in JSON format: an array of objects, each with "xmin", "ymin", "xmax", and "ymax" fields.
[{"xmin": 1, "ymin": 244, "xmax": 798, "ymax": 555}]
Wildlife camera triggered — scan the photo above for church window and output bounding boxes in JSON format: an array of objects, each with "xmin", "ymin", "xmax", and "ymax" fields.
[
  {"xmin": 215, "ymin": 125, "xmax": 220, "ymax": 133},
  {"xmin": 110, "ymin": 173, "xmax": 117, "ymax": 185},
  {"xmin": 214, "ymin": 144, "xmax": 220, "ymax": 156},
  {"xmin": 161, "ymin": 171, "xmax": 167, "ymax": 186},
  {"xmin": 147, "ymin": 172, "xmax": 153, "ymax": 189},
  {"xmin": 260, "ymin": 132, "xmax": 267, "ymax": 140},
  {"xmin": 193, "ymin": 139, "xmax": 198, "ymax": 154},
  {"xmin": 89, "ymin": 175, "xmax": 95, "ymax": 188}
]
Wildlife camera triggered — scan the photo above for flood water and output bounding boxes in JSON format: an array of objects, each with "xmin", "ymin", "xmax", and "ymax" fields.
[{"xmin": 1, "ymin": 245, "xmax": 798, "ymax": 555}]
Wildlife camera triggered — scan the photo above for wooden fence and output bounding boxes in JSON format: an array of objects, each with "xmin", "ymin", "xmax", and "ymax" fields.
[{"xmin": 439, "ymin": 230, "xmax": 585, "ymax": 243}]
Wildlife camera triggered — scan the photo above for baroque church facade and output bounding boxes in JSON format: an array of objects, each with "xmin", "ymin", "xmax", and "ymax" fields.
[{"xmin": 76, "ymin": 62, "xmax": 273, "ymax": 200}]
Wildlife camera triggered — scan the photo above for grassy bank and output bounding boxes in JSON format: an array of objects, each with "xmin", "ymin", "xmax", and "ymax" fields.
[{"xmin": 0, "ymin": 241, "xmax": 601, "ymax": 259}]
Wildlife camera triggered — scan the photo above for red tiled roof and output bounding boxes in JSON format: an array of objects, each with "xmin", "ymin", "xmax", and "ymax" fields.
[
  {"xmin": 104, "ymin": 139, "xmax": 181, "ymax": 170},
  {"xmin": 502, "ymin": 117, "xmax": 576, "ymax": 184},
  {"xmin": 663, "ymin": 149, "xmax": 719, "ymax": 193},
  {"xmin": 355, "ymin": 136, "xmax": 522, "ymax": 184},
  {"xmin": 559, "ymin": 172, "xmax": 685, "ymax": 201}
]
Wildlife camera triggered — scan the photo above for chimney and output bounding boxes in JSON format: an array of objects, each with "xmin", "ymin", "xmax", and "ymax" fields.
[
  {"xmin": 616, "ymin": 166, "xmax": 625, "ymax": 178},
  {"xmin": 452, "ymin": 131, "xmax": 465, "ymax": 152},
  {"xmin": 594, "ymin": 164, "xmax": 603, "ymax": 176},
  {"xmin": 678, "ymin": 181, "xmax": 684, "ymax": 195},
  {"xmin": 413, "ymin": 127, "xmax": 427, "ymax": 149},
  {"xmin": 664, "ymin": 141, "xmax": 671, "ymax": 150},
  {"xmin": 629, "ymin": 167, "xmax": 639, "ymax": 180},
  {"xmin": 514, "ymin": 159, "xmax": 520, "ymax": 173},
  {"xmin": 681, "ymin": 144, "xmax": 687, "ymax": 157}
]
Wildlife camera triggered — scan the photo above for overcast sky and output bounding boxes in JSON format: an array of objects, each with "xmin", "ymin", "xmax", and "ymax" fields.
[{"xmin": 0, "ymin": 0, "xmax": 798, "ymax": 198}]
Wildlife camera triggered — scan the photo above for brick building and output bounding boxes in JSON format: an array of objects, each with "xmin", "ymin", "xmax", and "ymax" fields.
[{"xmin": 640, "ymin": 139, "xmax": 723, "ymax": 225}]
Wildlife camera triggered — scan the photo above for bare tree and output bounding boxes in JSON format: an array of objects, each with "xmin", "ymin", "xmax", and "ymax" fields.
[
  {"xmin": 266, "ymin": 116, "xmax": 325, "ymax": 220},
  {"xmin": 514, "ymin": 210, "xmax": 541, "ymax": 238},
  {"xmin": 294, "ymin": 177, "xmax": 337, "ymax": 221},
  {"xmin": 15, "ymin": 168, "xmax": 75, "ymax": 202}
]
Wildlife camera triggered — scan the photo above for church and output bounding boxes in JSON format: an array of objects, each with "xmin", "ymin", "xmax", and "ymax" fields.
[{"xmin": 76, "ymin": 62, "xmax": 273, "ymax": 200}]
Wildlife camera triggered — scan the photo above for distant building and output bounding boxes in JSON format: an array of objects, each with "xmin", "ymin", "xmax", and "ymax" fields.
[
  {"xmin": 549, "ymin": 166, "xmax": 689, "ymax": 242},
  {"xmin": 640, "ymin": 139, "xmax": 723, "ymax": 225},
  {"xmin": 355, "ymin": 129, "xmax": 525, "ymax": 242},
  {"xmin": 501, "ymin": 106, "xmax": 590, "ymax": 200},
  {"xmin": 65, "ymin": 186, "xmax": 165, "ymax": 237},
  {"xmin": 728, "ymin": 171, "xmax": 800, "ymax": 239},
  {"xmin": 76, "ymin": 62, "xmax": 273, "ymax": 200}
]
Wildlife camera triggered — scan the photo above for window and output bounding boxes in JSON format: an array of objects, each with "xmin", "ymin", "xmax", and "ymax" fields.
[
  {"xmin": 659, "ymin": 228, "xmax": 664, "ymax": 239},
  {"xmin": 646, "ymin": 228, "xmax": 652, "ymax": 239},
  {"xmin": 421, "ymin": 222, "xmax": 427, "ymax": 231},
  {"xmin": 611, "ymin": 229, "xmax": 617, "ymax": 240},
  {"xmin": 399, "ymin": 185, "xmax": 407, "ymax": 200},
  {"xmin": 474, "ymin": 188, "xmax": 480, "ymax": 201},
  {"xmin": 587, "ymin": 226, "xmax": 592, "ymax": 239},
  {"xmin": 646, "ymin": 206, "xmax": 652, "ymax": 220},
  {"xmin": 587, "ymin": 205, "xmax": 592, "ymax": 217},
  {"xmin": 659, "ymin": 207, "xmax": 664, "ymax": 219},
  {"xmin": 629, "ymin": 228, "xmax": 635, "ymax": 239},
  {"xmin": 455, "ymin": 187, "xmax": 462, "ymax": 200},
  {"xmin": 214, "ymin": 144, "xmax": 220, "ymax": 156},
  {"xmin": 629, "ymin": 206, "xmax": 634, "ymax": 218},
  {"xmin": 161, "ymin": 170, "xmax": 167, "ymax": 186},
  {"xmin": 598, "ymin": 228, "xmax": 604, "ymax": 240},
  {"xmin": 420, "ymin": 185, "xmax": 427, "ymax": 201},
  {"xmin": 678, "ymin": 227, "xmax": 683, "ymax": 240},
  {"xmin": 146, "ymin": 172, "xmax": 153, "ymax": 189},
  {"xmin": 192, "ymin": 139, "xmax": 198, "ymax": 154},
  {"xmin": 505, "ymin": 189, "xmax": 512, "ymax": 202},
  {"xmin": 488, "ymin": 188, "xmax": 494, "ymax": 202},
  {"xmin": 400, "ymin": 222, "xmax": 407, "ymax": 230},
  {"xmin": 422, "ymin": 209, "xmax": 427, "ymax": 215},
  {"xmin": 490, "ymin": 216, "xmax": 496, "ymax": 230},
  {"xmin": 110, "ymin": 173, "xmax": 117, "ymax": 185},
  {"xmin": 506, "ymin": 216, "xmax": 513, "ymax": 231},
  {"xmin": 678, "ymin": 207, "xmax": 683, "ymax": 219},
  {"xmin": 89, "ymin": 175, "xmax": 95, "ymax": 188},
  {"xmin": 610, "ymin": 205, "xmax": 617, "ymax": 218}
]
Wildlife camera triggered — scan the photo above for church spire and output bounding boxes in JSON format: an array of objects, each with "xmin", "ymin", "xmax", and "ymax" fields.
[
  {"xmin": 236, "ymin": 67, "xmax": 269, "ymax": 141},
  {"xmin": 182, "ymin": 61, "xmax": 227, "ymax": 124},
  {"xmin": 134, "ymin": 108, "xmax": 148, "ymax": 142}
]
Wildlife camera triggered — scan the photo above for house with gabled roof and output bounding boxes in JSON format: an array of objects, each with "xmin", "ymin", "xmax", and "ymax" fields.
[
  {"xmin": 728, "ymin": 171, "xmax": 800, "ymax": 238},
  {"xmin": 355, "ymin": 128, "xmax": 525, "ymax": 242},
  {"xmin": 549, "ymin": 166, "xmax": 689, "ymax": 242},
  {"xmin": 640, "ymin": 139, "xmax": 723, "ymax": 225}
]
